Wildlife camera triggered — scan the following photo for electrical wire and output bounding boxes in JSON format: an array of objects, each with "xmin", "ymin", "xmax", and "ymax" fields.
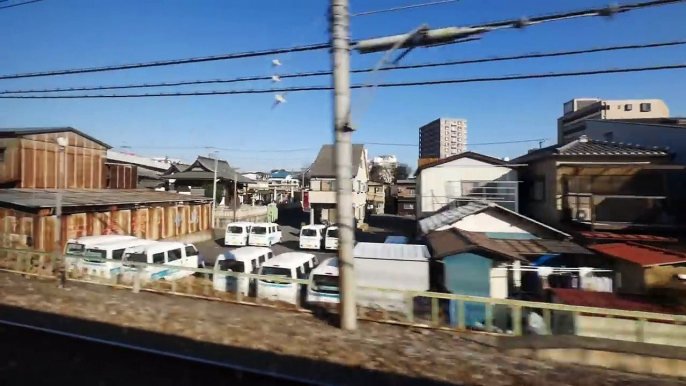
[
  {"xmin": 351, "ymin": 0, "xmax": 460, "ymax": 17},
  {"xmin": 3, "ymin": 63, "xmax": 684, "ymax": 99},
  {"xmin": 3, "ymin": 39, "xmax": 684, "ymax": 95},
  {"xmin": 0, "ymin": 43, "xmax": 330, "ymax": 81},
  {"xmin": 0, "ymin": 0, "xmax": 47, "ymax": 10},
  {"xmin": 1, "ymin": 0, "xmax": 682, "ymax": 81}
]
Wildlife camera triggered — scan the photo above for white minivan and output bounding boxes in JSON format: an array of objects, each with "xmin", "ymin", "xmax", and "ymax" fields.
[
  {"xmin": 324, "ymin": 226, "xmax": 339, "ymax": 251},
  {"xmin": 213, "ymin": 246, "xmax": 273, "ymax": 296},
  {"xmin": 78, "ymin": 238, "xmax": 159, "ymax": 279},
  {"xmin": 257, "ymin": 252, "xmax": 318, "ymax": 305},
  {"xmin": 248, "ymin": 223, "xmax": 282, "ymax": 247},
  {"xmin": 122, "ymin": 242, "xmax": 199, "ymax": 281},
  {"xmin": 299, "ymin": 225, "xmax": 326, "ymax": 250},
  {"xmin": 64, "ymin": 235, "xmax": 137, "ymax": 270},
  {"xmin": 307, "ymin": 257, "xmax": 339, "ymax": 305},
  {"xmin": 224, "ymin": 222, "xmax": 253, "ymax": 246}
]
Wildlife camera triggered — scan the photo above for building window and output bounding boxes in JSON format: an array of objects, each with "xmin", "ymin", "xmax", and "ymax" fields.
[
  {"xmin": 640, "ymin": 103, "xmax": 652, "ymax": 112},
  {"xmin": 533, "ymin": 178, "xmax": 545, "ymax": 201},
  {"xmin": 403, "ymin": 203, "xmax": 414, "ymax": 210},
  {"xmin": 407, "ymin": 188, "xmax": 415, "ymax": 196},
  {"xmin": 624, "ymin": 104, "xmax": 633, "ymax": 111},
  {"xmin": 0, "ymin": 148, "xmax": 4, "ymax": 162}
]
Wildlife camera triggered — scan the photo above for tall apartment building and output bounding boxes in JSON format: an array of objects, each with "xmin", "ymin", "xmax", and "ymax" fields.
[
  {"xmin": 557, "ymin": 98, "xmax": 669, "ymax": 143},
  {"xmin": 418, "ymin": 118, "xmax": 467, "ymax": 159}
]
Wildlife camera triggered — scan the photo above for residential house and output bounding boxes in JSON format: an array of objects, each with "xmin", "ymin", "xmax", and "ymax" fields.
[
  {"xmin": 393, "ymin": 179, "xmax": 416, "ymax": 216},
  {"xmin": 307, "ymin": 144, "xmax": 368, "ymax": 225},
  {"xmin": 511, "ymin": 135, "xmax": 684, "ymax": 229},
  {"xmin": 163, "ymin": 156, "xmax": 251, "ymax": 206},
  {"xmin": 0, "ymin": 126, "xmax": 136, "ymax": 189},
  {"xmin": 414, "ymin": 151, "xmax": 518, "ymax": 218},
  {"xmin": 366, "ymin": 181, "xmax": 390, "ymax": 214}
]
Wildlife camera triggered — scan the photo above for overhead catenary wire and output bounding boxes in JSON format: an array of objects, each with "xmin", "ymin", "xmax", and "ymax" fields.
[
  {"xmin": 351, "ymin": 0, "xmax": 461, "ymax": 17},
  {"xmin": 1, "ymin": 0, "xmax": 682, "ymax": 81},
  {"xmin": 0, "ymin": 0, "xmax": 47, "ymax": 10},
  {"xmin": 3, "ymin": 39, "xmax": 684, "ymax": 95},
  {"xmin": 3, "ymin": 62, "xmax": 685, "ymax": 99}
]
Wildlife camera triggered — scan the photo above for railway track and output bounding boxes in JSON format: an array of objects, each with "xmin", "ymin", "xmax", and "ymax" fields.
[{"xmin": 0, "ymin": 319, "xmax": 329, "ymax": 386}]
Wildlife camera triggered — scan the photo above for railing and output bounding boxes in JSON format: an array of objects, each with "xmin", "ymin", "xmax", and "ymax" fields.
[{"xmin": 1, "ymin": 247, "xmax": 686, "ymax": 346}]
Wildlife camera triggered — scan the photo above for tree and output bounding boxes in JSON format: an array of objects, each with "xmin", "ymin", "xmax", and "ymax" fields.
[
  {"xmin": 394, "ymin": 163, "xmax": 412, "ymax": 181},
  {"xmin": 369, "ymin": 164, "xmax": 395, "ymax": 184}
]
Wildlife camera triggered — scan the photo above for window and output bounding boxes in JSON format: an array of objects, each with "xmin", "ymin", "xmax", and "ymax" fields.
[
  {"xmin": 0, "ymin": 148, "xmax": 5, "ymax": 163},
  {"xmin": 251, "ymin": 226, "xmax": 267, "ymax": 235},
  {"xmin": 153, "ymin": 252, "xmax": 165, "ymax": 264},
  {"xmin": 251, "ymin": 260, "xmax": 258, "ymax": 273},
  {"xmin": 297, "ymin": 266, "xmax": 307, "ymax": 279},
  {"xmin": 407, "ymin": 188, "xmax": 415, "ymax": 196},
  {"xmin": 327, "ymin": 228, "xmax": 338, "ymax": 238},
  {"xmin": 112, "ymin": 248, "xmax": 125, "ymax": 261},
  {"xmin": 403, "ymin": 203, "xmax": 414, "ymax": 210},
  {"xmin": 168, "ymin": 249, "xmax": 182, "ymax": 262},
  {"xmin": 259, "ymin": 254, "xmax": 265, "ymax": 264},
  {"xmin": 640, "ymin": 103, "xmax": 652, "ymax": 112},
  {"xmin": 301, "ymin": 228, "xmax": 318, "ymax": 237},
  {"xmin": 267, "ymin": 252, "xmax": 273, "ymax": 260},
  {"xmin": 227, "ymin": 226, "xmax": 244, "ymax": 234},
  {"xmin": 624, "ymin": 104, "xmax": 633, "ymax": 111},
  {"xmin": 533, "ymin": 178, "xmax": 545, "ymax": 201},
  {"xmin": 125, "ymin": 253, "xmax": 148, "ymax": 264},
  {"xmin": 312, "ymin": 274, "xmax": 339, "ymax": 294},
  {"xmin": 260, "ymin": 267, "xmax": 292, "ymax": 282}
]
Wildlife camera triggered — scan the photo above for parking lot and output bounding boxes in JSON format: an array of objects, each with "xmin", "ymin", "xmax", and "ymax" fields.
[{"xmin": 195, "ymin": 224, "xmax": 337, "ymax": 266}]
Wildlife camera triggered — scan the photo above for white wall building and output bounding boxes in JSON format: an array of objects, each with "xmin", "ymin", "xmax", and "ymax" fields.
[{"xmin": 415, "ymin": 152, "xmax": 518, "ymax": 218}]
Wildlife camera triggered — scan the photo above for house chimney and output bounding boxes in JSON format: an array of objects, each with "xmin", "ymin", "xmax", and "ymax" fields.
[{"xmin": 578, "ymin": 135, "xmax": 589, "ymax": 143}]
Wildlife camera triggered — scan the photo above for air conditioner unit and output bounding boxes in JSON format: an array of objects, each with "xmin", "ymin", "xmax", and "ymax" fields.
[{"xmin": 576, "ymin": 208, "xmax": 590, "ymax": 221}]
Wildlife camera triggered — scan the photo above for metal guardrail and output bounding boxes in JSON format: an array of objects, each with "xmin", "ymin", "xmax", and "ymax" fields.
[{"xmin": 1, "ymin": 247, "xmax": 685, "ymax": 342}]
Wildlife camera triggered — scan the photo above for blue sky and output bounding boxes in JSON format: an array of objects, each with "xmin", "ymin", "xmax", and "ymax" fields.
[{"xmin": 1, "ymin": 0, "xmax": 685, "ymax": 171}]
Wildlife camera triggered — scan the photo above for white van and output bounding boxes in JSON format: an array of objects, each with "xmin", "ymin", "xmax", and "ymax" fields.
[
  {"xmin": 78, "ymin": 238, "xmax": 159, "ymax": 279},
  {"xmin": 122, "ymin": 242, "xmax": 200, "ymax": 281},
  {"xmin": 324, "ymin": 226, "xmax": 339, "ymax": 250},
  {"xmin": 307, "ymin": 257, "xmax": 339, "ymax": 305},
  {"xmin": 257, "ymin": 252, "xmax": 318, "ymax": 305},
  {"xmin": 299, "ymin": 225, "xmax": 326, "ymax": 250},
  {"xmin": 213, "ymin": 246, "xmax": 273, "ymax": 296},
  {"xmin": 224, "ymin": 222, "xmax": 253, "ymax": 246},
  {"xmin": 64, "ymin": 235, "xmax": 137, "ymax": 270},
  {"xmin": 248, "ymin": 223, "xmax": 282, "ymax": 247}
]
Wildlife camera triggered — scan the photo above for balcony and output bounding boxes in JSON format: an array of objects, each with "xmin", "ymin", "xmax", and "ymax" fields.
[{"xmin": 308, "ymin": 190, "xmax": 337, "ymax": 204}]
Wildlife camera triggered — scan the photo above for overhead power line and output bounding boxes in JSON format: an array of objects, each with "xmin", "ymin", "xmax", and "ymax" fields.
[
  {"xmin": 2, "ymin": 63, "xmax": 684, "ymax": 99},
  {"xmin": 351, "ymin": 0, "xmax": 460, "ymax": 17},
  {"xmin": 0, "ymin": 0, "xmax": 47, "ymax": 11},
  {"xmin": 1, "ymin": 0, "xmax": 682, "ymax": 80},
  {"xmin": 3, "ymin": 40, "xmax": 684, "ymax": 95},
  {"xmin": 119, "ymin": 138, "xmax": 549, "ymax": 151},
  {"xmin": 0, "ymin": 43, "xmax": 331, "ymax": 81}
]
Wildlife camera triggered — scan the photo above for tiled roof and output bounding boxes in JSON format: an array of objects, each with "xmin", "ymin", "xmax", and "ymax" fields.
[
  {"xmin": 511, "ymin": 135, "xmax": 670, "ymax": 163},
  {"xmin": 426, "ymin": 228, "xmax": 528, "ymax": 262},
  {"xmin": 414, "ymin": 151, "xmax": 512, "ymax": 175},
  {"xmin": 589, "ymin": 242, "xmax": 686, "ymax": 267},
  {"xmin": 309, "ymin": 144, "xmax": 366, "ymax": 178},
  {"xmin": 579, "ymin": 232, "xmax": 678, "ymax": 243},
  {"xmin": 550, "ymin": 288, "xmax": 686, "ymax": 315},
  {"xmin": 491, "ymin": 239, "xmax": 593, "ymax": 256}
]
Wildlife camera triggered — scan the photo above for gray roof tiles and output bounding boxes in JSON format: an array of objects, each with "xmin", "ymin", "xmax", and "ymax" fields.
[
  {"xmin": 512, "ymin": 136, "xmax": 670, "ymax": 163},
  {"xmin": 309, "ymin": 144, "xmax": 366, "ymax": 178}
]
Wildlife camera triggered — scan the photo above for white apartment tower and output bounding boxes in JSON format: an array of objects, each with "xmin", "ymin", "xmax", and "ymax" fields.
[{"xmin": 418, "ymin": 118, "xmax": 467, "ymax": 159}]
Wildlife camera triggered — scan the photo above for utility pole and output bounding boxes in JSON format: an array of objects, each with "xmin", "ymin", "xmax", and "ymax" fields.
[
  {"xmin": 331, "ymin": 0, "xmax": 356, "ymax": 331},
  {"xmin": 55, "ymin": 137, "xmax": 67, "ymax": 288},
  {"xmin": 233, "ymin": 167, "xmax": 240, "ymax": 223},
  {"xmin": 211, "ymin": 152, "xmax": 218, "ymax": 229}
]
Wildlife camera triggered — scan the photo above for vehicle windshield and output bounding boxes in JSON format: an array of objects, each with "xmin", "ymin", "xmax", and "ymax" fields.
[
  {"xmin": 84, "ymin": 249, "xmax": 107, "ymax": 263},
  {"xmin": 326, "ymin": 229, "xmax": 338, "ymax": 238},
  {"xmin": 260, "ymin": 266, "xmax": 292, "ymax": 283},
  {"xmin": 66, "ymin": 243, "xmax": 85, "ymax": 255},
  {"xmin": 312, "ymin": 274, "xmax": 339, "ymax": 294},
  {"xmin": 124, "ymin": 253, "xmax": 148, "ymax": 264},
  {"xmin": 301, "ymin": 229, "xmax": 318, "ymax": 237},
  {"xmin": 228, "ymin": 226, "xmax": 245, "ymax": 234},
  {"xmin": 251, "ymin": 226, "xmax": 267, "ymax": 235}
]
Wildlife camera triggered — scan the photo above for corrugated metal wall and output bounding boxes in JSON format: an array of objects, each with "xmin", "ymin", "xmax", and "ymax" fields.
[
  {"xmin": 0, "ymin": 203, "xmax": 212, "ymax": 253},
  {"xmin": 0, "ymin": 138, "xmax": 21, "ymax": 185},
  {"xmin": 11, "ymin": 131, "xmax": 108, "ymax": 189},
  {"xmin": 106, "ymin": 163, "xmax": 137, "ymax": 189}
]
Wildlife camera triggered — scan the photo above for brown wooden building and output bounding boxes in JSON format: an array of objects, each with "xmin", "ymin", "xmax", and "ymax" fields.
[
  {"xmin": 0, "ymin": 189, "xmax": 212, "ymax": 252},
  {"xmin": 0, "ymin": 127, "xmax": 136, "ymax": 189}
]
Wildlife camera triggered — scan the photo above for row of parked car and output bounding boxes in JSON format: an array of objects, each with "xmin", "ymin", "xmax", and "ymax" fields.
[
  {"xmin": 223, "ymin": 222, "xmax": 339, "ymax": 251},
  {"xmin": 64, "ymin": 235, "xmax": 203, "ymax": 281}
]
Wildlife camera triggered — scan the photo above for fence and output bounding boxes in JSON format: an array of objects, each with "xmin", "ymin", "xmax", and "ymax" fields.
[
  {"xmin": 213, "ymin": 205, "xmax": 277, "ymax": 229},
  {"xmin": 1, "ymin": 247, "xmax": 686, "ymax": 346}
]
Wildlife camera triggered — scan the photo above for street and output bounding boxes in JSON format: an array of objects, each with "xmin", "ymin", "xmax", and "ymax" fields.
[{"xmin": 195, "ymin": 224, "xmax": 337, "ymax": 266}]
